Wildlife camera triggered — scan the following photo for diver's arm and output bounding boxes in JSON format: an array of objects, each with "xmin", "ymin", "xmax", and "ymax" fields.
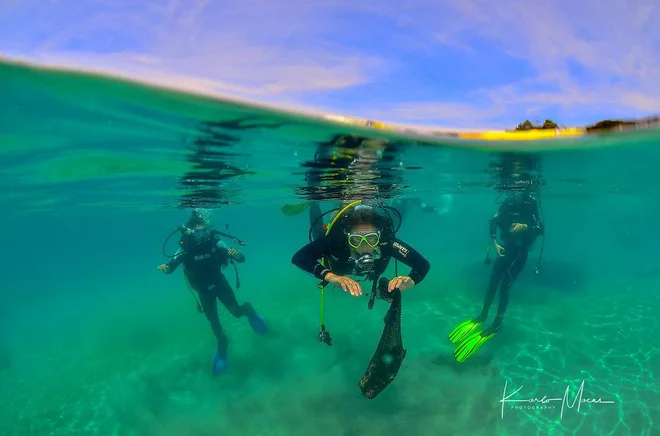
[
  {"xmin": 215, "ymin": 237, "xmax": 245, "ymax": 263},
  {"xmin": 388, "ymin": 238, "xmax": 431, "ymax": 285},
  {"xmin": 489, "ymin": 210, "xmax": 500, "ymax": 244},
  {"xmin": 222, "ymin": 247, "xmax": 245, "ymax": 263},
  {"xmin": 291, "ymin": 237, "xmax": 335, "ymax": 280},
  {"xmin": 230, "ymin": 250, "xmax": 245, "ymax": 263},
  {"xmin": 165, "ymin": 248, "xmax": 184, "ymax": 273}
]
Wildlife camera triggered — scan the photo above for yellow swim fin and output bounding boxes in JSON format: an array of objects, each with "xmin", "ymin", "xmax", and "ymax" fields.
[
  {"xmin": 281, "ymin": 202, "xmax": 309, "ymax": 216},
  {"xmin": 448, "ymin": 318, "xmax": 482, "ymax": 344},
  {"xmin": 453, "ymin": 328, "xmax": 496, "ymax": 363}
]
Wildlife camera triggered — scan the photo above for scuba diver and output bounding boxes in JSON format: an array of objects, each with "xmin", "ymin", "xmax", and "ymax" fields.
[
  {"xmin": 448, "ymin": 187, "xmax": 545, "ymax": 363},
  {"xmin": 158, "ymin": 209, "xmax": 268, "ymax": 375},
  {"xmin": 291, "ymin": 200, "xmax": 431, "ymax": 398}
]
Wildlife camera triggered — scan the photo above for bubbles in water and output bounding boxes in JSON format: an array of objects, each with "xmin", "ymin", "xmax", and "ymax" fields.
[{"xmin": 192, "ymin": 208, "xmax": 213, "ymax": 226}]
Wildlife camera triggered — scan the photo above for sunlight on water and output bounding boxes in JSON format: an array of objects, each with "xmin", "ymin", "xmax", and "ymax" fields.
[{"xmin": 1, "ymin": 59, "xmax": 660, "ymax": 436}]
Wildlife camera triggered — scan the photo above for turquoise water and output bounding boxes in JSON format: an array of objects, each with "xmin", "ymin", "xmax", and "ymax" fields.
[{"xmin": 1, "ymin": 59, "xmax": 660, "ymax": 435}]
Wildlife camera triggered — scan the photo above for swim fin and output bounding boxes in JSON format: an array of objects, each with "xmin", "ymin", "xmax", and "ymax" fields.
[
  {"xmin": 359, "ymin": 287, "xmax": 406, "ymax": 399},
  {"xmin": 247, "ymin": 310, "xmax": 268, "ymax": 335},
  {"xmin": 212, "ymin": 344, "xmax": 229, "ymax": 375},
  {"xmin": 453, "ymin": 327, "xmax": 497, "ymax": 363},
  {"xmin": 448, "ymin": 318, "xmax": 482, "ymax": 344},
  {"xmin": 281, "ymin": 203, "xmax": 309, "ymax": 216}
]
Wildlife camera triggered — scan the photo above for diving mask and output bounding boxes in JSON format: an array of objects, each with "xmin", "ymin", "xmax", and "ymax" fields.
[
  {"xmin": 181, "ymin": 225, "xmax": 212, "ymax": 245},
  {"xmin": 347, "ymin": 231, "xmax": 380, "ymax": 248}
]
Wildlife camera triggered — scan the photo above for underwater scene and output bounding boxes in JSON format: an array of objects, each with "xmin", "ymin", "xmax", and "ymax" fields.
[{"xmin": 1, "ymin": 59, "xmax": 660, "ymax": 436}]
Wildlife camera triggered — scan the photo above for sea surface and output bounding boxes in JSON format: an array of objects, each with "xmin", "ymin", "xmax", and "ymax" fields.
[{"xmin": 1, "ymin": 59, "xmax": 659, "ymax": 436}]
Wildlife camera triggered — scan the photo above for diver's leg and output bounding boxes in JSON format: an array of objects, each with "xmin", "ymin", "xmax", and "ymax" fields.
[
  {"xmin": 198, "ymin": 288, "xmax": 229, "ymax": 374},
  {"xmin": 214, "ymin": 273, "xmax": 250, "ymax": 317},
  {"xmin": 493, "ymin": 248, "xmax": 529, "ymax": 330},
  {"xmin": 309, "ymin": 201, "xmax": 325, "ymax": 241},
  {"xmin": 477, "ymin": 252, "xmax": 511, "ymax": 321},
  {"xmin": 215, "ymin": 274, "xmax": 268, "ymax": 334},
  {"xmin": 198, "ymin": 289, "xmax": 227, "ymax": 348}
]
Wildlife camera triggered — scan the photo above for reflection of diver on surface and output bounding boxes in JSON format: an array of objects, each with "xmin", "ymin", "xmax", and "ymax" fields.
[
  {"xmin": 284, "ymin": 133, "xmax": 404, "ymax": 241},
  {"xmin": 158, "ymin": 208, "xmax": 268, "ymax": 375},
  {"xmin": 291, "ymin": 201, "xmax": 430, "ymax": 398},
  {"xmin": 449, "ymin": 154, "xmax": 545, "ymax": 363},
  {"xmin": 283, "ymin": 133, "xmax": 447, "ymax": 222},
  {"xmin": 179, "ymin": 118, "xmax": 279, "ymax": 209},
  {"xmin": 299, "ymin": 134, "xmax": 403, "ymax": 201}
]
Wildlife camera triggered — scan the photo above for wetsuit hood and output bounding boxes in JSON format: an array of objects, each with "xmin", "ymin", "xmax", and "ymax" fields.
[{"xmin": 337, "ymin": 203, "xmax": 397, "ymax": 244}]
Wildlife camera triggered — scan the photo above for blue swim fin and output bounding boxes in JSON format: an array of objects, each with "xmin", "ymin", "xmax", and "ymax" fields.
[
  {"xmin": 212, "ymin": 346, "xmax": 229, "ymax": 375},
  {"xmin": 248, "ymin": 310, "xmax": 268, "ymax": 335}
]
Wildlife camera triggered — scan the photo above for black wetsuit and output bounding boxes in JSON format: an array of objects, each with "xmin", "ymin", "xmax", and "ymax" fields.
[
  {"xmin": 291, "ymin": 232, "xmax": 430, "ymax": 294},
  {"xmin": 165, "ymin": 233, "xmax": 254, "ymax": 347},
  {"xmin": 480, "ymin": 195, "xmax": 544, "ymax": 327}
]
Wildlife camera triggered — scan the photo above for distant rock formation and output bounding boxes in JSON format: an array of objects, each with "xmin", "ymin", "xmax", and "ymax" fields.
[
  {"xmin": 514, "ymin": 119, "xmax": 559, "ymax": 131},
  {"xmin": 513, "ymin": 115, "xmax": 659, "ymax": 134},
  {"xmin": 585, "ymin": 115, "xmax": 660, "ymax": 133}
]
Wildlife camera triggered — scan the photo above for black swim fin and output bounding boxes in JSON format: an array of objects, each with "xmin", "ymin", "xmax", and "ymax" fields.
[{"xmin": 359, "ymin": 284, "xmax": 406, "ymax": 399}]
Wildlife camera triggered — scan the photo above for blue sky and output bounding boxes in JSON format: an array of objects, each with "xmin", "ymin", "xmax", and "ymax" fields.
[{"xmin": 1, "ymin": 0, "xmax": 659, "ymax": 129}]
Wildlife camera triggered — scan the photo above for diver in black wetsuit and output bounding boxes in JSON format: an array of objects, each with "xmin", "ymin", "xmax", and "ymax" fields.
[
  {"xmin": 158, "ymin": 209, "xmax": 268, "ymax": 375},
  {"xmin": 292, "ymin": 202, "xmax": 430, "ymax": 398},
  {"xmin": 448, "ymin": 154, "xmax": 546, "ymax": 364},
  {"xmin": 292, "ymin": 202, "xmax": 430, "ymax": 300},
  {"xmin": 479, "ymin": 189, "xmax": 544, "ymax": 330}
]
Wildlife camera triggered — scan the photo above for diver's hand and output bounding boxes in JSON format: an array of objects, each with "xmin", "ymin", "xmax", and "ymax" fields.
[
  {"xmin": 510, "ymin": 223, "xmax": 528, "ymax": 233},
  {"xmin": 388, "ymin": 276, "xmax": 415, "ymax": 292},
  {"xmin": 157, "ymin": 264, "xmax": 169, "ymax": 273},
  {"xmin": 227, "ymin": 248, "xmax": 245, "ymax": 263},
  {"xmin": 494, "ymin": 243, "xmax": 505, "ymax": 257},
  {"xmin": 325, "ymin": 273, "xmax": 362, "ymax": 297}
]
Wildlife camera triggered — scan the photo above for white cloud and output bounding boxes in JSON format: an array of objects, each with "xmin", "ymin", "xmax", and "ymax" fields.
[
  {"xmin": 2, "ymin": 0, "xmax": 386, "ymax": 100},
  {"xmin": 1, "ymin": 0, "xmax": 658, "ymax": 128},
  {"xmin": 359, "ymin": 0, "xmax": 660, "ymax": 126}
]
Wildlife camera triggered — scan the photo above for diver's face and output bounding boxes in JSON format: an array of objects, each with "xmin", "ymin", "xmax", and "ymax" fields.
[
  {"xmin": 347, "ymin": 223, "xmax": 380, "ymax": 255},
  {"xmin": 186, "ymin": 222, "xmax": 211, "ymax": 244}
]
